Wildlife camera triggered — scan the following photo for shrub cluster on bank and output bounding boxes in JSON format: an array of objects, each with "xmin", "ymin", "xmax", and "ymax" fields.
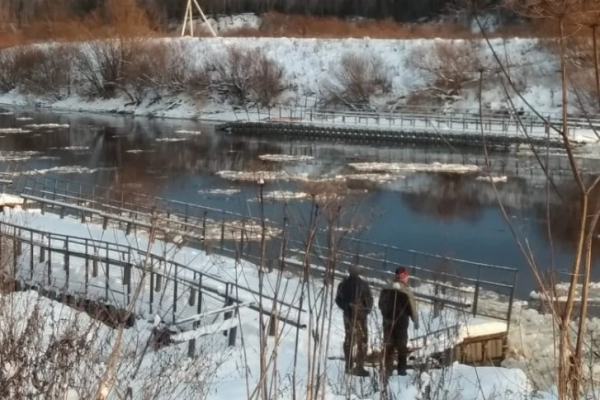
[
  {"xmin": 0, "ymin": 40, "xmax": 290, "ymax": 107},
  {"xmin": 0, "ymin": 38, "xmax": 539, "ymax": 111}
]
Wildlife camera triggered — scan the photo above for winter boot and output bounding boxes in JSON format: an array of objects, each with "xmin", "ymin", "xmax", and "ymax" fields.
[{"xmin": 343, "ymin": 346, "xmax": 352, "ymax": 374}]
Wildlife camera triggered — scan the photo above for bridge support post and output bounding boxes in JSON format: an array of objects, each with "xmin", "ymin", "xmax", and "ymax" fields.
[
  {"xmin": 189, "ymin": 288, "xmax": 196, "ymax": 306},
  {"xmin": 188, "ymin": 338, "xmax": 196, "ymax": 358},
  {"xmin": 92, "ymin": 252, "xmax": 98, "ymax": 277},
  {"xmin": 268, "ymin": 309, "xmax": 278, "ymax": 337},
  {"xmin": 155, "ymin": 273, "xmax": 162, "ymax": 292}
]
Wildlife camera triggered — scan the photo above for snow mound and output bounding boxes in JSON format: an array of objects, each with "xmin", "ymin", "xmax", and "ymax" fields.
[
  {"xmin": 0, "ymin": 193, "xmax": 24, "ymax": 206},
  {"xmin": 15, "ymin": 117, "xmax": 33, "ymax": 121},
  {"xmin": 349, "ymin": 162, "xmax": 480, "ymax": 174},
  {"xmin": 259, "ymin": 154, "xmax": 315, "ymax": 162}
]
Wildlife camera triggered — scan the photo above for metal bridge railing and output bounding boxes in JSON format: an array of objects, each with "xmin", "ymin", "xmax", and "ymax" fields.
[{"xmin": 7, "ymin": 173, "xmax": 519, "ymax": 325}]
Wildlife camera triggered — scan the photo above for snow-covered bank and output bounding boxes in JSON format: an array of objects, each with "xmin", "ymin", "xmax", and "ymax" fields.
[{"xmin": 0, "ymin": 36, "xmax": 571, "ymax": 127}]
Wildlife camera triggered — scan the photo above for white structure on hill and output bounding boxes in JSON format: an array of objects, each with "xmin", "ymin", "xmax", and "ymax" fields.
[{"xmin": 181, "ymin": 0, "xmax": 217, "ymax": 37}]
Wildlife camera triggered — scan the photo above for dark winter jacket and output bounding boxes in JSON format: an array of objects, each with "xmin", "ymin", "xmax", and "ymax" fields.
[
  {"xmin": 335, "ymin": 275, "xmax": 374, "ymax": 317},
  {"xmin": 378, "ymin": 281, "xmax": 418, "ymax": 328}
]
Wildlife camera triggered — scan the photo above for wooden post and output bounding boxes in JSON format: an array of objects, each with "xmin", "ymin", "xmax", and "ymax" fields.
[
  {"xmin": 155, "ymin": 273, "xmax": 162, "ymax": 292},
  {"xmin": 188, "ymin": 337, "xmax": 196, "ymax": 358},
  {"xmin": 12, "ymin": 235, "xmax": 17, "ymax": 279},
  {"xmin": 189, "ymin": 273, "xmax": 196, "ymax": 307},
  {"xmin": 64, "ymin": 239, "xmax": 69, "ymax": 290},
  {"xmin": 173, "ymin": 264, "xmax": 178, "ymax": 323},
  {"xmin": 29, "ymin": 231, "xmax": 33, "ymax": 280},
  {"xmin": 84, "ymin": 239, "xmax": 89, "ymax": 296},
  {"xmin": 16, "ymin": 229, "xmax": 22, "ymax": 256},
  {"xmin": 47, "ymin": 236, "xmax": 52, "ymax": 286},
  {"xmin": 223, "ymin": 283, "xmax": 231, "ymax": 337},
  {"xmin": 39, "ymin": 236, "xmax": 45, "ymax": 262},
  {"xmin": 105, "ymin": 243, "xmax": 109, "ymax": 300},
  {"xmin": 198, "ymin": 274, "xmax": 203, "ymax": 315},
  {"xmin": 124, "ymin": 263, "xmax": 131, "ymax": 305},
  {"xmin": 220, "ymin": 214, "xmax": 225, "ymax": 254},
  {"xmin": 202, "ymin": 211, "xmax": 207, "ymax": 250},
  {"xmin": 433, "ymin": 300, "xmax": 442, "ymax": 318},
  {"xmin": 123, "ymin": 263, "xmax": 131, "ymax": 285},
  {"xmin": 268, "ymin": 308, "xmax": 278, "ymax": 337},
  {"xmin": 228, "ymin": 319, "xmax": 238, "ymax": 347},
  {"xmin": 92, "ymin": 251, "xmax": 98, "ymax": 278},
  {"xmin": 149, "ymin": 271, "xmax": 154, "ymax": 314}
]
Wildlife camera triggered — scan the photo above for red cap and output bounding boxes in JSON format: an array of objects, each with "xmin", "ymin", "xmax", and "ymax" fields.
[{"xmin": 396, "ymin": 267, "xmax": 408, "ymax": 279}]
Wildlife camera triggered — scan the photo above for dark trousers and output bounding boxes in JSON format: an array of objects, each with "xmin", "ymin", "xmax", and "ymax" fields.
[
  {"xmin": 343, "ymin": 313, "xmax": 368, "ymax": 370},
  {"xmin": 382, "ymin": 321, "xmax": 408, "ymax": 376}
]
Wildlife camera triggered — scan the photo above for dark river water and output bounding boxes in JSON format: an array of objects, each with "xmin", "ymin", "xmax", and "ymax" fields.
[{"xmin": 0, "ymin": 107, "xmax": 599, "ymax": 298}]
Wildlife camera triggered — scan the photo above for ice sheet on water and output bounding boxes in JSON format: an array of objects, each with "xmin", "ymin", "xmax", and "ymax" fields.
[
  {"xmin": 258, "ymin": 154, "xmax": 315, "ymax": 162},
  {"xmin": 198, "ymin": 188, "xmax": 241, "ymax": 196},
  {"xmin": 155, "ymin": 137, "xmax": 187, "ymax": 142},
  {"xmin": 0, "ymin": 128, "xmax": 31, "ymax": 134},
  {"xmin": 349, "ymin": 162, "xmax": 480, "ymax": 174},
  {"xmin": 25, "ymin": 123, "xmax": 69, "ymax": 129},
  {"xmin": 18, "ymin": 166, "xmax": 116, "ymax": 175},
  {"xmin": 475, "ymin": 175, "xmax": 508, "ymax": 183},
  {"xmin": 175, "ymin": 130, "xmax": 202, "ymax": 135}
]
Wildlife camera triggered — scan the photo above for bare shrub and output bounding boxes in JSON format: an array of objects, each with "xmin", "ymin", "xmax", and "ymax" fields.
[
  {"xmin": 17, "ymin": 45, "xmax": 74, "ymax": 101},
  {"xmin": 0, "ymin": 48, "xmax": 22, "ymax": 93},
  {"xmin": 186, "ymin": 67, "xmax": 211, "ymax": 100},
  {"xmin": 122, "ymin": 41, "xmax": 172, "ymax": 103},
  {"xmin": 251, "ymin": 53, "xmax": 287, "ymax": 107},
  {"xmin": 212, "ymin": 47, "xmax": 287, "ymax": 106},
  {"xmin": 126, "ymin": 41, "xmax": 206, "ymax": 101},
  {"xmin": 75, "ymin": 38, "xmax": 138, "ymax": 100},
  {"xmin": 410, "ymin": 40, "xmax": 489, "ymax": 96},
  {"xmin": 322, "ymin": 53, "xmax": 390, "ymax": 108}
]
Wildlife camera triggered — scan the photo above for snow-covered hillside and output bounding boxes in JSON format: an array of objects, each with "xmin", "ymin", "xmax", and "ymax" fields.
[{"xmin": 0, "ymin": 36, "xmax": 561, "ymax": 121}]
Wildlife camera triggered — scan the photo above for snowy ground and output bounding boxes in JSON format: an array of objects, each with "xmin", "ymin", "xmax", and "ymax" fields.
[{"xmin": 0, "ymin": 203, "xmax": 564, "ymax": 399}]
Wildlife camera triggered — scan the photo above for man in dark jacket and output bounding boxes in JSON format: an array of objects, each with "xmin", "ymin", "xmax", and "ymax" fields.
[
  {"xmin": 378, "ymin": 267, "xmax": 419, "ymax": 379},
  {"xmin": 335, "ymin": 265, "xmax": 373, "ymax": 376}
]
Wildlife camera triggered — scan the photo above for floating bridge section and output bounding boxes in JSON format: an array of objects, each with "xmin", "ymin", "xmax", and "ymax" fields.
[{"xmin": 217, "ymin": 107, "xmax": 598, "ymax": 148}]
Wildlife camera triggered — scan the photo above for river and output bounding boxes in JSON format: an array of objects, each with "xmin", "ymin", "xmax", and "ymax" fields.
[{"xmin": 0, "ymin": 106, "xmax": 598, "ymax": 298}]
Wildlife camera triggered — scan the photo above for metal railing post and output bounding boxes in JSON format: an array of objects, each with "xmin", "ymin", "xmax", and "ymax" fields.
[
  {"xmin": 506, "ymin": 271, "xmax": 518, "ymax": 332},
  {"xmin": 473, "ymin": 266, "xmax": 481, "ymax": 316}
]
